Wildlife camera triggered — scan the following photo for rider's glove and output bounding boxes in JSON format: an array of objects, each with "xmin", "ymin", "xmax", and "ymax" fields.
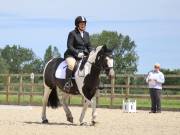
[{"xmin": 77, "ymin": 52, "xmax": 84, "ymax": 58}]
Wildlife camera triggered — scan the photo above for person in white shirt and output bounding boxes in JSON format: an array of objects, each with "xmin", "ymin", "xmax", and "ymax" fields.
[{"xmin": 146, "ymin": 63, "xmax": 165, "ymax": 113}]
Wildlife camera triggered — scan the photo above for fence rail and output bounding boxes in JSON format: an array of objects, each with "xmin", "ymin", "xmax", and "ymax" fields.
[{"xmin": 0, "ymin": 74, "xmax": 180, "ymax": 109}]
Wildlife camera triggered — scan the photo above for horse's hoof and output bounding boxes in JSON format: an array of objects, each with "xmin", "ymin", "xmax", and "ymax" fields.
[
  {"xmin": 67, "ymin": 117, "xmax": 73, "ymax": 123},
  {"xmin": 91, "ymin": 121, "xmax": 96, "ymax": 126},
  {"xmin": 42, "ymin": 119, "xmax": 49, "ymax": 124},
  {"xmin": 80, "ymin": 122, "xmax": 88, "ymax": 126}
]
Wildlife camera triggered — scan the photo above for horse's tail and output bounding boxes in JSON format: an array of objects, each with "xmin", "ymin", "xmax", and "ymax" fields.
[
  {"xmin": 47, "ymin": 86, "xmax": 60, "ymax": 109},
  {"xmin": 43, "ymin": 57, "xmax": 63, "ymax": 109}
]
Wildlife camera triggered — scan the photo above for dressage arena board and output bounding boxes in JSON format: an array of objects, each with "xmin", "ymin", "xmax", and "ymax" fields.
[{"xmin": 0, "ymin": 105, "xmax": 180, "ymax": 135}]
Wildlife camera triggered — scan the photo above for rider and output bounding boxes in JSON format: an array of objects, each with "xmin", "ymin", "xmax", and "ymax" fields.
[{"xmin": 64, "ymin": 16, "xmax": 93, "ymax": 91}]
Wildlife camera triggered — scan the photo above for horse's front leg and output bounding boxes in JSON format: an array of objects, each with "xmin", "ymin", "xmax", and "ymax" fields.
[
  {"xmin": 41, "ymin": 84, "xmax": 52, "ymax": 123},
  {"xmin": 79, "ymin": 99, "xmax": 90, "ymax": 125},
  {"xmin": 91, "ymin": 95, "xmax": 97, "ymax": 125},
  {"xmin": 61, "ymin": 92, "xmax": 73, "ymax": 123}
]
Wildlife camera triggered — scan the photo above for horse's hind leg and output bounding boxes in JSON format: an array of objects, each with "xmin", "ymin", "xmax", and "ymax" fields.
[
  {"xmin": 61, "ymin": 92, "xmax": 73, "ymax": 123},
  {"xmin": 41, "ymin": 84, "xmax": 52, "ymax": 123}
]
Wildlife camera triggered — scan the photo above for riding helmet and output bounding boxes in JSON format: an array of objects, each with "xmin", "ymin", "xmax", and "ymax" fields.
[{"xmin": 75, "ymin": 16, "xmax": 87, "ymax": 27}]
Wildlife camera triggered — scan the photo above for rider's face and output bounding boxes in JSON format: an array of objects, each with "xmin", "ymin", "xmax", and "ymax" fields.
[
  {"xmin": 154, "ymin": 66, "xmax": 160, "ymax": 72},
  {"xmin": 78, "ymin": 22, "xmax": 86, "ymax": 31}
]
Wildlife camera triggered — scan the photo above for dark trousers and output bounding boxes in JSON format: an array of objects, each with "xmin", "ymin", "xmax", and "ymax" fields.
[{"xmin": 149, "ymin": 88, "xmax": 161, "ymax": 112}]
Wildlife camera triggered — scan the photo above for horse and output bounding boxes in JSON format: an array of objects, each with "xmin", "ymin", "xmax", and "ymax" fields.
[{"xmin": 41, "ymin": 45, "xmax": 115, "ymax": 125}]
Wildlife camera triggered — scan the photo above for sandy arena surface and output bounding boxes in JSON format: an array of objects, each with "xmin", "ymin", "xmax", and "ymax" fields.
[{"xmin": 0, "ymin": 105, "xmax": 180, "ymax": 135}]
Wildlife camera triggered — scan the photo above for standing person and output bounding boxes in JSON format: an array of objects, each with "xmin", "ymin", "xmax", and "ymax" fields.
[
  {"xmin": 64, "ymin": 16, "xmax": 93, "ymax": 91},
  {"xmin": 146, "ymin": 63, "xmax": 165, "ymax": 113}
]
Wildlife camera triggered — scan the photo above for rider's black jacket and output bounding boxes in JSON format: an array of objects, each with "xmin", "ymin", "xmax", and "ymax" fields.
[{"xmin": 64, "ymin": 28, "xmax": 93, "ymax": 59}]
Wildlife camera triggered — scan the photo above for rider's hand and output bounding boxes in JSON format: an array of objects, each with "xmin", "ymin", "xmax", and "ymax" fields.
[{"xmin": 77, "ymin": 52, "xmax": 84, "ymax": 58}]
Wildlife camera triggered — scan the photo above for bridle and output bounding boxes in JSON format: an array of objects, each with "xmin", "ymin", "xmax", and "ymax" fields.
[{"xmin": 86, "ymin": 54, "xmax": 113, "ymax": 71}]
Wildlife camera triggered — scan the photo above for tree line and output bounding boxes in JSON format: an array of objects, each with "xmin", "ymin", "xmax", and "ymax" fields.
[
  {"xmin": 0, "ymin": 30, "xmax": 179, "ymax": 77},
  {"xmin": 0, "ymin": 31, "xmax": 138, "ymax": 74},
  {"xmin": 0, "ymin": 45, "xmax": 60, "ymax": 74}
]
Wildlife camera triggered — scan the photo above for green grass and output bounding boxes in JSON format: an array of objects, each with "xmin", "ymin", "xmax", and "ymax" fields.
[
  {"xmin": 98, "ymin": 97, "xmax": 111, "ymax": 105},
  {"xmin": 0, "ymin": 94, "xmax": 180, "ymax": 110},
  {"xmin": 70, "ymin": 97, "xmax": 180, "ymax": 109},
  {"xmin": 70, "ymin": 96, "xmax": 82, "ymax": 105},
  {"xmin": 0, "ymin": 95, "xmax": 6, "ymax": 104},
  {"xmin": 0, "ymin": 95, "xmax": 43, "ymax": 105},
  {"xmin": 113, "ymin": 98, "xmax": 180, "ymax": 109}
]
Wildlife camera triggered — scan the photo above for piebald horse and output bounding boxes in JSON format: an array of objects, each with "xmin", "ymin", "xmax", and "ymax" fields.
[{"xmin": 41, "ymin": 45, "xmax": 114, "ymax": 125}]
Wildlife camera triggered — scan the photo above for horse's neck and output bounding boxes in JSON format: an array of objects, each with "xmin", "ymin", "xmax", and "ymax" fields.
[
  {"xmin": 87, "ymin": 54, "xmax": 102, "ymax": 78},
  {"xmin": 89, "ymin": 64, "xmax": 101, "ymax": 79},
  {"xmin": 83, "ymin": 49, "xmax": 102, "ymax": 79}
]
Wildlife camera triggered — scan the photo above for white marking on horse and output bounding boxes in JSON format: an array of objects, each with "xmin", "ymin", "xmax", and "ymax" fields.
[
  {"xmin": 88, "ymin": 46, "xmax": 103, "ymax": 63},
  {"xmin": 106, "ymin": 56, "xmax": 114, "ymax": 68}
]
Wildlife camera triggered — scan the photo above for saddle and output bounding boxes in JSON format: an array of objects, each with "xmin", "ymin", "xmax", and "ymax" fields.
[{"xmin": 55, "ymin": 57, "xmax": 88, "ymax": 79}]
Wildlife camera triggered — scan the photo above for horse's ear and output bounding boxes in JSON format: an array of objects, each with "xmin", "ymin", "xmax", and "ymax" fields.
[
  {"xmin": 102, "ymin": 45, "xmax": 107, "ymax": 51},
  {"xmin": 102, "ymin": 45, "xmax": 114, "ymax": 56}
]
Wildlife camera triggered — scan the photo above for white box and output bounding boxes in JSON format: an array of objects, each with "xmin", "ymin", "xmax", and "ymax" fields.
[{"xmin": 122, "ymin": 99, "xmax": 136, "ymax": 113}]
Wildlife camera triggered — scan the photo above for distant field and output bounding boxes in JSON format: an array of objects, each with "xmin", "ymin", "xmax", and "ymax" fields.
[{"xmin": 0, "ymin": 95, "xmax": 180, "ymax": 110}]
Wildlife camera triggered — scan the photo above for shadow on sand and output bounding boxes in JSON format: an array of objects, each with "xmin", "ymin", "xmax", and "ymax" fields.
[{"xmin": 24, "ymin": 121, "xmax": 96, "ymax": 126}]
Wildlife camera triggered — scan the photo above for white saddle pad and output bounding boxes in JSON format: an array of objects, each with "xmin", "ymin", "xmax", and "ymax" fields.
[
  {"xmin": 55, "ymin": 60, "xmax": 67, "ymax": 79},
  {"xmin": 55, "ymin": 59, "xmax": 89, "ymax": 79}
]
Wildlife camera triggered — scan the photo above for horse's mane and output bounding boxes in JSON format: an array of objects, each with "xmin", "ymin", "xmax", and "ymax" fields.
[{"xmin": 79, "ymin": 46, "xmax": 103, "ymax": 71}]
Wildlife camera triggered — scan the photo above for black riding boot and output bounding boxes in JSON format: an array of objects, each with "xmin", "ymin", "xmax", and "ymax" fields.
[{"xmin": 64, "ymin": 68, "xmax": 73, "ymax": 91}]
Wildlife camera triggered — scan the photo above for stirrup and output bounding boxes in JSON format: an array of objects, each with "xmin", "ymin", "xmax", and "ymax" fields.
[{"xmin": 64, "ymin": 81, "xmax": 73, "ymax": 90}]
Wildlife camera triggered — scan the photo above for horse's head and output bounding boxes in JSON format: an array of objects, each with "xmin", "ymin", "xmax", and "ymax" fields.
[
  {"xmin": 100, "ymin": 45, "xmax": 115, "ymax": 79},
  {"xmin": 88, "ymin": 45, "xmax": 115, "ymax": 79}
]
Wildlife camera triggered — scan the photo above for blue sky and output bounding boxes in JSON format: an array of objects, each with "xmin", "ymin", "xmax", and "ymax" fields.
[{"xmin": 0, "ymin": 0, "xmax": 180, "ymax": 73}]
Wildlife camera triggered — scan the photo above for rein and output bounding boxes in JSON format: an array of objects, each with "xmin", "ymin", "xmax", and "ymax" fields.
[
  {"xmin": 87, "ymin": 60, "xmax": 102, "ymax": 70},
  {"xmin": 83, "ymin": 51, "xmax": 113, "ymax": 72},
  {"xmin": 87, "ymin": 60, "xmax": 113, "ymax": 71}
]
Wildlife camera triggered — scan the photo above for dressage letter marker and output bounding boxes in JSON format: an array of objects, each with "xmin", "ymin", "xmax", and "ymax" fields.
[{"xmin": 122, "ymin": 99, "xmax": 136, "ymax": 113}]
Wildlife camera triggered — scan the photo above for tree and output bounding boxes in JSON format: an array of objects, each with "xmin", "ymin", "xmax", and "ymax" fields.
[
  {"xmin": 44, "ymin": 45, "xmax": 61, "ymax": 65},
  {"xmin": 52, "ymin": 46, "xmax": 61, "ymax": 58},
  {"xmin": 44, "ymin": 45, "xmax": 53, "ymax": 64},
  {"xmin": 160, "ymin": 68, "xmax": 180, "ymax": 85},
  {"xmin": 0, "ymin": 48, "xmax": 8, "ymax": 73},
  {"xmin": 0, "ymin": 56, "xmax": 9, "ymax": 74},
  {"xmin": 1, "ymin": 45, "xmax": 44, "ymax": 74},
  {"xmin": 23, "ymin": 58, "xmax": 44, "ymax": 73},
  {"xmin": 1, "ymin": 45, "xmax": 35, "ymax": 73},
  {"xmin": 90, "ymin": 30, "xmax": 139, "ymax": 74}
]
